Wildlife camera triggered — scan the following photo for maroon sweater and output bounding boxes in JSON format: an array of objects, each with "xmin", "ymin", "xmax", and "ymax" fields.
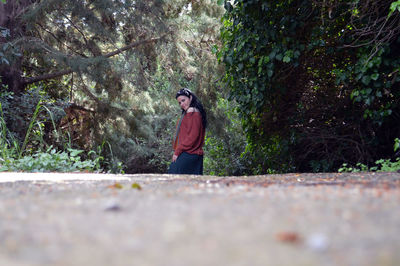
[{"xmin": 173, "ymin": 112, "xmax": 205, "ymax": 157}]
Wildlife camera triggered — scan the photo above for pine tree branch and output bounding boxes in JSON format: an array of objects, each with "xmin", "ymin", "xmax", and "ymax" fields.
[
  {"xmin": 22, "ymin": 32, "xmax": 171, "ymax": 86},
  {"xmin": 36, "ymin": 22, "xmax": 88, "ymax": 58},
  {"xmin": 77, "ymin": 73, "xmax": 104, "ymax": 106},
  {"xmin": 23, "ymin": 69, "xmax": 75, "ymax": 85},
  {"xmin": 61, "ymin": 13, "xmax": 89, "ymax": 47}
]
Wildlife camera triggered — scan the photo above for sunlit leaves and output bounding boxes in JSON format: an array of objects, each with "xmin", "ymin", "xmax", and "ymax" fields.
[
  {"xmin": 388, "ymin": 0, "xmax": 400, "ymax": 17},
  {"xmin": 0, "ymin": 147, "xmax": 103, "ymax": 172},
  {"xmin": 394, "ymin": 138, "xmax": 400, "ymax": 152}
]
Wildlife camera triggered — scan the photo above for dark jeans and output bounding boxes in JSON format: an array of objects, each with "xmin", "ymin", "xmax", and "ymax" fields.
[{"xmin": 168, "ymin": 152, "xmax": 203, "ymax": 175}]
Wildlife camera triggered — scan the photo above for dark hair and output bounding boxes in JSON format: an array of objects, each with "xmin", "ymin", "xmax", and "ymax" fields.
[{"xmin": 176, "ymin": 88, "xmax": 207, "ymax": 129}]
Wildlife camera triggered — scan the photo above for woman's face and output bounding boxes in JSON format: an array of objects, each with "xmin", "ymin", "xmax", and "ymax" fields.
[{"xmin": 177, "ymin": 95, "xmax": 192, "ymax": 111}]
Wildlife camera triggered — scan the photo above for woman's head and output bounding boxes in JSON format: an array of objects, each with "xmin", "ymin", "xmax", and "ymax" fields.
[
  {"xmin": 176, "ymin": 88, "xmax": 192, "ymax": 112},
  {"xmin": 175, "ymin": 88, "xmax": 207, "ymax": 128}
]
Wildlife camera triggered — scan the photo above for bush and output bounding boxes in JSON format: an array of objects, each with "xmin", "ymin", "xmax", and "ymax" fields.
[
  {"xmin": 0, "ymin": 91, "xmax": 107, "ymax": 173},
  {"xmin": 0, "ymin": 147, "xmax": 103, "ymax": 172},
  {"xmin": 338, "ymin": 138, "xmax": 400, "ymax": 172}
]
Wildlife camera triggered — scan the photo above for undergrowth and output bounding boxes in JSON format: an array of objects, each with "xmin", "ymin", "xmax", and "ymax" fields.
[
  {"xmin": 0, "ymin": 100, "xmax": 121, "ymax": 173},
  {"xmin": 338, "ymin": 138, "xmax": 400, "ymax": 173}
]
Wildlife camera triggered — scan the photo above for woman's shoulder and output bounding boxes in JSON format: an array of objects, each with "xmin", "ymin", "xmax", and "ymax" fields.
[
  {"xmin": 183, "ymin": 108, "xmax": 202, "ymax": 122},
  {"xmin": 186, "ymin": 107, "xmax": 200, "ymax": 113}
]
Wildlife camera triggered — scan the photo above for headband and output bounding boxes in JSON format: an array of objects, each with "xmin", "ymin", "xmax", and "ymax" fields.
[{"xmin": 175, "ymin": 88, "xmax": 192, "ymax": 99}]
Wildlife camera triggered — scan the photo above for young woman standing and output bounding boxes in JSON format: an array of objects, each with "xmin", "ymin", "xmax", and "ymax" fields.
[{"xmin": 168, "ymin": 88, "xmax": 207, "ymax": 175}]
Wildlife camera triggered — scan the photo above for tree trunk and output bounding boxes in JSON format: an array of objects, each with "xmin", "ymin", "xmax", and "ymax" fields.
[{"xmin": 0, "ymin": 1, "xmax": 35, "ymax": 94}]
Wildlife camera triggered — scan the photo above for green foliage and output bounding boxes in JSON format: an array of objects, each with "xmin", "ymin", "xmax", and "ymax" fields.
[
  {"xmin": 204, "ymin": 97, "xmax": 246, "ymax": 176},
  {"xmin": 339, "ymin": 138, "xmax": 400, "ymax": 172},
  {"xmin": 1, "ymin": 0, "xmax": 229, "ymax": 174},
  {"xmin": 371, "ymin": 158, "xmax": 400, "ymax": 172},
  {"xmin": 395, "ymin": 138, "xmax": 400, "ymax": 152},
  {"xmin": 0, "ymin": 103, "xmax": 19, "ymax": 160},
  {"xmin": 0, "ymin": 84, "xmax": 68, "ymax": 148},
  {"xmin": 389, "ymin": 0, "xmax": 400, "ymax": 17},
  {"xmin": 0, "ymin": 87, "xmax": 106, "ymax": 173},
  {"xmin": 346, "ymin": 45, "xmax": 400, "ymax": 124},
  {"xmin": 338, "ymin": 163, "xmax": 369, "ymax": 173},
  {"xmin": 19, "ymin": 99, "xmax": 42, "ymax": 158},
  {"xmin": 219, "ymin": 0, "xmax": 400, "ymax": 173},
  {"xmin": 204, "ymin": 96, "xmax": 296, "ymax": 175},
  {"xmin": 0, "ymin": 147, "xmax": 102, "ymax": 172},
  {"xmin": 338, "ymin": 159, "xmax": 400, "ymax": 173}
]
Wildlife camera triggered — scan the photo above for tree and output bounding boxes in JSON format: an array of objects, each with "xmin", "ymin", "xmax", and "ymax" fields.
[
  {"xmin": 219, "ymin": 0, "xmax": 400, "ymax": 172},
  {"xmin": 0, "ymin": 0, "xmax": 172, "ymax": 93},
  {"xmin": 0, "ymin": 0, "xmax": 227, "ymax": 173},
  {"xmin": 0, "ymin": 0, "xmax": 170, "ymax": 159}
]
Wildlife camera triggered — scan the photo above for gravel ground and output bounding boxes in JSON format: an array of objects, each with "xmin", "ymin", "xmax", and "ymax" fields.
[{"xmin": 0, "ymin": 172, "xmax": 399, "ymax": 266}]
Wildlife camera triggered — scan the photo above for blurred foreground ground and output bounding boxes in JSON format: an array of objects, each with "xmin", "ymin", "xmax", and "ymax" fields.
[{"xmin": 0, "ymin": 172, "xmax": 399, "ymax": 266}]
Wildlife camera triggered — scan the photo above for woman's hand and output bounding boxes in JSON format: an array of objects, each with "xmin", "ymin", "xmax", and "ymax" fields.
[{"xmin": 172, "ymin": 154, "xmax": 178, "ymax": 162}]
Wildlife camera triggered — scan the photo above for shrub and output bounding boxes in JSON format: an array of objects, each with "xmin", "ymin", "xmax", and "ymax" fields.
[
  {"xmin": 338, "ymin": 138, "xmax": 400, "ymax": 172},
  {"xmin": 0, "ymin": 147, "xmax": 103, "ymax": 173}
]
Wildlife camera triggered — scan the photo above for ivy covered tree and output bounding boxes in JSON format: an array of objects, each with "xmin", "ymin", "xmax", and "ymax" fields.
[{"xmin": 219, "ymin": 0, "xmax": 400, "ymax": 173}]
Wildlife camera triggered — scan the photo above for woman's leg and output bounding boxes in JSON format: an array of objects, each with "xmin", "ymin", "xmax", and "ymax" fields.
[{"xmin": 169, "ymin": 152, "xmax": 203, "ymax": 175}]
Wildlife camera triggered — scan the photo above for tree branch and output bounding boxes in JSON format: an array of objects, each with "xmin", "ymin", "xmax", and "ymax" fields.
[{"xmin": 22, "ymin": 32, "xmax": 171, "ymax": 86}]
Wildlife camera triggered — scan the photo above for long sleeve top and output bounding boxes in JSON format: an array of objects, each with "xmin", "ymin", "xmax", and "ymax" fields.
[{"xmin": 173, "ymin": 111, "xmax": 205, "ymax": 157}]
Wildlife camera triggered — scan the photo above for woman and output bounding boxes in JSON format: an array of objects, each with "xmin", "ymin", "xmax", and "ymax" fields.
[{"xmin": 168, "ymin": 88, "xmax": 207, "ymax": 175}]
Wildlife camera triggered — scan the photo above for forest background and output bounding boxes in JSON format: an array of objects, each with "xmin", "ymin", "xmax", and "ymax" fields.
[{"xmin": 0, "ymin": 0, "xmax": 399, "ymax": 175}]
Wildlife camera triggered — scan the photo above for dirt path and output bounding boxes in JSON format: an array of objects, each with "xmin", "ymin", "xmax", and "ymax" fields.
[{"xmin": 0, "ymin": 172, "xmax": 399, "ymax": 266}]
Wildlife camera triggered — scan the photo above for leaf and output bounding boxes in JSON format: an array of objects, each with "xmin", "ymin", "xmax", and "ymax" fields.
[
  {"xmin": 68, "ymin": 148, "xmax": 84, "ymax": 157},
  {"xmin": 269, "ymin": 50, "xmax": 276, "ymax": 60},
  {"xmin": 283, "ymin": 55, "xmax": 291, "ymax": 63},
  {"xmin": 258, "ymin": 56, "xmax": 264, "ymax": 67},
  {"xmin": 371, "ymin": 73, "xmax": 379, "ymax": 80},
  {"xmin": 109, "ymin": 183, "xmax": 123, "ymax": 189},
  {"xmin": 276, "ymin": 231, "xmax": 301, "ymax": 243},
  {"xmin": 350, "ymin": 90, "xmax": 359, "ymax": 99},
  {"xmin": 388, "ymin": 1, "xmax": 400, "ymax": 17},
  {"xmin": 211, "ymin": 45, "xmax": 218, "ymax": 54},
  {"xmin": 394, "ymin": 141, "xmax": 399, "ymax": 152},
  {"xmin": 131, "ymin": 183, "xmax": 142, "ymax": 190},
  {"xmin": 361, "ymin": 75, "xmax": 371, "ymax": 85}
]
